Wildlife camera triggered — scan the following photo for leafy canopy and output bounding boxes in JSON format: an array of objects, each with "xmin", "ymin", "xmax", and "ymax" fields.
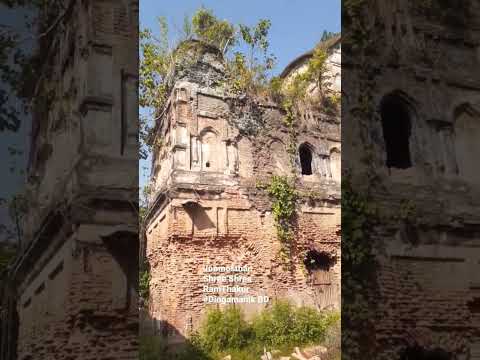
[
  {"xmin": 139, "ymin": 8, "xmax": 275, "ymax": 158},
  {"xmin": 192, "ymin": 7, "xmax": 236, "ymax": 52}
]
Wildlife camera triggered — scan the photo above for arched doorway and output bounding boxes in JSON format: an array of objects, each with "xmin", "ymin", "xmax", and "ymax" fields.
[
  {"xmin": 299, "ymin": 143, "xmax": 314, "ymax": 175},
  {"xmin": 380, "ymin": 94, "xmax": 413, "ymax": 169}
]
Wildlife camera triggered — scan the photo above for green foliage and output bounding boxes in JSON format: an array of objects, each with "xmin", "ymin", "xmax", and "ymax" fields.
[
  {"xmin": 198, "ymin": 306, "xmax": 251, "ymax": 352},
  {"xmin": 139, "ymin": 184, "xmax": 152, "ymax": 213},
  {"xmin": 253, "ymin": 301, "xmax": 294, "ymax": 346},
  {"xmin": 253, "ymin": 301, "xmax": 339, "ymax": 347},
  {"xmin": 264, "ymin": 176, "xmax": 297, "ymax": 254},
  {"xmin": 0, "ymin": 0, "xmax": 71, "ymax": 132},
  {"xmin": 268, "ymin": 76, "xmax": 283, "ymax": 102},
  {"xmin": 139, "ymin": 268, "xmax": 150, "ymax": 302},
  {"xmin": 173, "ymin": 334, "xmax": 213, "ymax": 360},
  {"xmin": 140, "ymin": 8, "xmax": 274, "ymax": 158},
  {"xmin": 307, "ymin": 46, "xmax": 329, "ymax": 89},
  {"xmin": 8, "ymin": 193, "xmax": 27, "ymax": 220},
  {"xmin": 266, "ymin": 176, "xmax": 297, "ymax": 225},
  {"xmin": 397, "ymin": 199, "xmax": 416, "ymax": 221},
  {"xmin": 139, "ymin": 206, "xmax": 147, "ymax": 227},
  {"xmin": 341, "ymin": 178, "xmax": 379, "ymax": 360},
  {"xmin": 181, "ymin": 14, "xmax": 194, "ymax": 40},
  {"xmin": 269, "ymin": 44, "xmax": 330, "ymax": 128},
  {"xmin": 139, "ymin": 303, "xmax": 340, "ymax": 359},
  {"xmin": 239, "ymin": 19, "xmax": 275, "ymax": 74},
  {"xmin": 329, "ymin": 93, "xmax": 341, "ymax": 106},
  {"xmin": 320, "ymin": 30, "xmax": 340, "ymax": 42},
  {"xmin": 226, "ymin": 18, "xmax": 275, "ymax": 95},
  {"xmin": 269, "ymin": 44, "xmax": 340, "ymax": 194},
  {"xmin": 342, "ymin": 180, "xmax": 377, "ymax": 284},
  {"xmin": 281, "ymin": 45, "xmax": 329, "ymax": 105},
  {"xmin": 4, "ymin": 193, "xmax": 27, "ymax": 244},
  {"xmin": 341, "ymin": 3, "xmax": 380, "ymax": 357},
  {"xmin": 281, "ymin": 72, "xmax": 311, "ymax": 106},
  {"xmin": 139, "ymin": 184, "xmax": 151, "ymax": 231},
  {"xmin": 202, "ymin": 302, "xmax": 339, "ymax": 358},
  {"xmin": 0, "ymin": 246, "xmax": 16, "ymax": 274},
  {"xmin": 0, "ymin": 27, "xmax": 21, "ymax": 132},
  {"xmin": 139, "ymin": 19, "xmax": 171, "ymax": 110},
  {"xmin": 292, "ymin": 306, "xmax": 338, "ymax": 344},
  {"xmin": 343, "ymin": 0, "xmax": 369, "ymax": 52},
  {"xmin": 192, "ymin": 7, "xmax": 236, "ymax": 52},
  {"xmin": 139, "ymin": 335, "xmax": 168, "ymax": 360},
  {"xmin": 227, "ymin": 52, "xmax": 252, "ymax": 95},
  {"xmin": 139, "ymin": 17, "xmax": 172, "ymax": 159},
  {"xmin": 239, "ymin": 19, "xmax": 271, "ymax": 54},
  {"xmin": 323, "ymin": 92, "xmax": 341, "ymax": 115}
]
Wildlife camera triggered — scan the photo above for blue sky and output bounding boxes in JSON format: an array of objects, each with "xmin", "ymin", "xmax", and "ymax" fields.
[{"xmin": 139, "ymin": 0, "xmax": 341, "ymax": 190}]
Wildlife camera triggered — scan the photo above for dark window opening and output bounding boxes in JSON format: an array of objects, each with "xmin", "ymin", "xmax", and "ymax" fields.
[
  {"xmin": 381, "ymin": 95, "xmax": 412, "ymax": 169},
  {"xmin": 467, "ymin": 297, "xmax": 480, "ymax": 313},
  {"xmin": 299, "ymin": 144, "xmax": 313, "ymax": 175},
  {"xmin": 400, "ymin": 345, "xmax": 451, "ymax": 360},
  {"xmin": 205, "ymin": 161, "xmax": 210, "ymax": 168},
  {"xmin": 304, "ymin": 250, "xmax": 335, "ymax": 272}
]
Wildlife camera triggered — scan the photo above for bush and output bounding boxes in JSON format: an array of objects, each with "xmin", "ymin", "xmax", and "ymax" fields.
[
  {"xmin": 199, "ymin": 306, "xmax": 251, "ymax": 352},
  {"xmin": 253, "ymin": 301, "xmax": 338, "ymax": 347},
  {"xmin": 139, "ymin": 269, "xmax": 150, "ymax": 302},
  {"xmin": 252, "ymin": 301, "xmax": 295, "ymax": 346},
  {"xmin": 291, "ymin": 306, "xmax": 329, "ymax": 344},
  {"xmin": 175, "ymin": 336, "xmax": 213, "ymax": 360},
  {"xmin": 147, "ymin": 302, "xmax": 340, "ymax": 359}
]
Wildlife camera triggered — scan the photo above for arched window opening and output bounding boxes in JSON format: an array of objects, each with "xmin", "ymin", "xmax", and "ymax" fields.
[
  {"xmin": 454, "ymin": 104, "xmax": 480, "ymax": 183},
  {"xmin": 299, "ymin": 144, "xmax": 313, "ymax": 175},
  {"xmin": 380, "ymin": 95, "xmax": 412, "ymax": 169},
  {"xmin": 199, "ymin": 128, "xmax": 224, "ymax": 172},
  {"xmin": 330, "ymin": 148, "xmax": 341, "ymax": 181},
  {"xmin": 270, "ymin": 140, "xmax": 288, "ymax": 175},
  {"xmin": 304, "ymin": 250, "xmax": 336, "ymax": 286},
  {"xmin": 319, "ymin": 155, "xmax": 331, "ymax": 178}
]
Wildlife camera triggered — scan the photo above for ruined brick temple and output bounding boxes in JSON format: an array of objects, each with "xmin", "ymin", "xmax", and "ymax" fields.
[
  {"xmin": 143, "ymin": 37, "xmax": 341, "ymax": 341},
  {"xmin": 343, "ymin": 1, "xmax": 480, "ymax": 359},
  {"xmin": 1, "ymin": 1, "xmax": 139, "ymax": 359}
]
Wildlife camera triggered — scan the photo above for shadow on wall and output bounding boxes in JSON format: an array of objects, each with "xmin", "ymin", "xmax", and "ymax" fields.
[
  {"xmin": 102, "ymin": 230, "xmax": 139, "ymax": 309},
  {"xmin": 400, "ymin": 344, "xmax": 452, "ymax": 360},
  {"xmin": 183, "ymin": 201, "xmax": 215, "ymax": 231}
]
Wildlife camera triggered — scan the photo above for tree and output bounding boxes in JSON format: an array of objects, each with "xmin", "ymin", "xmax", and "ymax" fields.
[
  {"xmin": 320, "ymin": 30, "xmax": 340, "ymax": 42},
  {"xmin": 230, "ymin": 19, "xmax": 276, "ymax": 94},
  {"xmin": 191, "ymin": 7, "xmax": 236, "ymax": 53},
  {"xmin": 139, "ymin": 18, "xmax": 171, "ymax": 159},
  {"xmin": 139, "ymin": 8, "xmax": 275, "ymax": 159},
  {"xmin": 0, "ymin": 0, "xmax": 68, "ymax": 132},
  {"xmin": 0, "ymin": 1, "xmax": 66, "ymax": 267}
]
